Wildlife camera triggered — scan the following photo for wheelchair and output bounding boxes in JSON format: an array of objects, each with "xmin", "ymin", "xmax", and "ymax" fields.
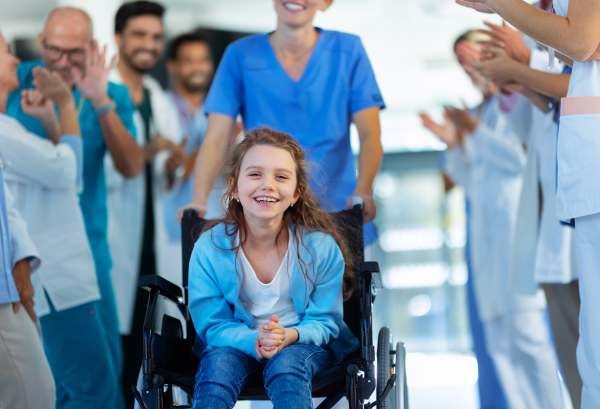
[{"xmin": 133, "ymin": 203, "xmax": 409, "ymax": 409}]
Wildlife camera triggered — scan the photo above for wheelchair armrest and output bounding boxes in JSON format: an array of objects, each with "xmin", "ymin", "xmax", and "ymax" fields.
[
  {"xmin": 359, "ymin": 261, "xmax": 383, "ymax": 289},
  {"xmin": 139, "ymin": 275, "xmax": 183, "ymax": 306}
]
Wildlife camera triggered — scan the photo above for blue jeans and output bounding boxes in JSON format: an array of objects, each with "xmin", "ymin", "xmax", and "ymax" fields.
[{"xmin": 193, "ymin": 344, "xmax": 333, "ymax": 409}]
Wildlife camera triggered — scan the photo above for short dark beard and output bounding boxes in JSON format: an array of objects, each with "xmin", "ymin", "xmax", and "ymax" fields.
[
  {"xmin": 181, "ymin": 80, "xmax": 207, "ymax": 94},
  {"xmin": 121, "ymin": 50, "xmax": 156, "ymax": 74}
]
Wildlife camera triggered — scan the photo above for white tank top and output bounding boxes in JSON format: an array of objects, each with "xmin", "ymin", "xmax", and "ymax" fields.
[
  {"xmin": 237, "ymin": 232, "xmax": 301, "ymax": 331},
  {"xmin": 554, "ymin": 0, "xmax": 600, "ymax": 219}
]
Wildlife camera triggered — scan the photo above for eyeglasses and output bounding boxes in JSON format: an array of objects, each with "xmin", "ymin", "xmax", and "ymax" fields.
[{"xmin": 43, "ymin": 42, "xmax": 86, "ymax": 63}]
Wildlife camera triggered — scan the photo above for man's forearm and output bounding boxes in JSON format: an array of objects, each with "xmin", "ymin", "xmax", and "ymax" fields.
[{"xmin": 99, "ymin": 111, "xmax": 143, "ymax": 178}]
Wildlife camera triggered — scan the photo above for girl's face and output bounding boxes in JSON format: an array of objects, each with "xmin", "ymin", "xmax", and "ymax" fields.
[
  {"xmin": 233, "ymin": 145, "xmax": 301, "ymax": 224},
  {"xmin": 274, "ymin": 0, "xmax": 332, "ymax": 28}
]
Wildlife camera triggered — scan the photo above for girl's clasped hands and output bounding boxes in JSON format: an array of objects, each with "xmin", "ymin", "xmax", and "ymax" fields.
[{"xmin": 255, "ymin": 314, "xmax": 298, "ymax": 360}]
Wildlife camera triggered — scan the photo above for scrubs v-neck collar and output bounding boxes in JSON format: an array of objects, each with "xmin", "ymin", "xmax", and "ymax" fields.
[{"xmin": 264, "ymin": 27, "xmax": 325, "ymax": 84}]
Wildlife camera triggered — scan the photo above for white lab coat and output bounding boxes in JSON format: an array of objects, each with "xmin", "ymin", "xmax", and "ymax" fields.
[
  {"xmin": 0, "ymin": 113, "xmax": 99, "ymax": 317},
  {"xmin": 505, "ymin": 46, "xmax": 578, "ymax": 295},
  {"xmin": 105, "ymin": 71, "xmax": 181, "ymax": 335},
  {"xmin": 444, "ymin": 97, "xmax": 546, "ymax": 322}
]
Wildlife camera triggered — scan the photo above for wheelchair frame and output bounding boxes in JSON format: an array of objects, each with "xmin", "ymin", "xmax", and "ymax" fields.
[{"xmin": 134, "ymin": 208, "xmax": 405, "ymax": 409}]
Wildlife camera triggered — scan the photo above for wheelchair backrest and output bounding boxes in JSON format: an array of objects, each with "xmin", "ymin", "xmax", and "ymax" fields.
[{"xmin": 181, "ymin": 207, "xmax": 364, "ymax": 343}]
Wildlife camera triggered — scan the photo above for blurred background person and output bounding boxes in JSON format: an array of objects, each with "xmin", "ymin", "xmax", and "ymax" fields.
[
  {"xmin": 105, "ymin": 2, "xmax": 182, "ymax": 404},
  {"xmin": 0, "ymin": 32, "xmax": 54, "ymax": 409},
  {"xmin": 3, "ymin": 65, "xmax": 124, "ymax": 408},
  {"xmin": 456, "ymin": 0, "xmax": 600, "ymax": 405},
  {"xmin": 6, "ymin": 7, "xmax": 143, "ymax": 408},
  {"xmin": 470, "ymin": 18, "xmax": 581, "ymax": 407},
  {"xmin": 421, "ymin": 30, "xmax": 562, "ymax": 409}
]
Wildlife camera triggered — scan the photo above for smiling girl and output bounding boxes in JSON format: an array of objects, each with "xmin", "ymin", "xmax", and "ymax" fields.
[{"xmin": 188, "ymin": 128, "xmax": 359, "ymax": 409}]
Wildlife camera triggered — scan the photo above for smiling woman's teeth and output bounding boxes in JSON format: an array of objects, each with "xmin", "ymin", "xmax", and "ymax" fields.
[{"xmin": 284, "ymin": 3, "xmax": 303, "ymax": 11}]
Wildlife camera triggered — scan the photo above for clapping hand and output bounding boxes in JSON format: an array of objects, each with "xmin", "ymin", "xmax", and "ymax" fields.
[
  {"xmin": 419, "ymin": 112, "xmax": 459, "ymax": 148},
  {"xmin": 472, "ymin": 45, "xmax": 520, "ymax": 85},
  {"xmin": 455, "ymin": 0, "xmax": 494, "ymax": 13},
  {"xmin": 255, "ymin": 315, "xmax": 287, "ymax": 360},
  {"xmin": 73, "ymin": 41, "xmax": 117, "ymax": 107},
  {"xmin": 20, "ymin": 89, "xmax": 56, "ymax": 122},
  {"xmin": 478, "ymin": 21, "xmax": 531, "ymax": 64},
  {"xmin": 444, "ymin": 104, "xmax": 478, "ymax": 135},
  {"xmin": 31, "ymin": 66, "xmax": 73, "ymax": 107}
]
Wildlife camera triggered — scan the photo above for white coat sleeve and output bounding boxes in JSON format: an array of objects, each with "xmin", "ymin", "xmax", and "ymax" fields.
[
  {"xmin": 464, "ymin": 122, "xmax": 526, "ymax": 176},
  {"xmin": 4, "ymin": 183, "xmax": 40, "ymax": 271},
  {"xmin": 152, "ymin": 94, "xmax": 183, "ymax": 197},
  {"xmin": 1, "ymin": 130, "xmax": 77, "ymax": 190},
  {"xmin": 443, "ymin": 148, "xmax": 470, "ymax": 189}
]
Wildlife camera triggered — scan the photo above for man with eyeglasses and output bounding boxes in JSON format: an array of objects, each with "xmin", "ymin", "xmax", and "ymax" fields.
[{"xmin": 6, "ymin": 7, "xmax": 143, "ymax": 409}]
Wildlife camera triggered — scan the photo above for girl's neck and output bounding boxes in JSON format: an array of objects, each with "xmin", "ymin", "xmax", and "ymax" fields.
[
  {"xmin": 270, "ymin": 20, "xmax": 318, "ymax": 57},
  {"xmin": 243, "ymin": 215, "xmax": 286, "ymax": 250}
]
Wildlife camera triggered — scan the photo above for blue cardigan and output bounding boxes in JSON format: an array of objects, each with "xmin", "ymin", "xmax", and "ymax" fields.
[{"xmin": 188, "ymin": 223, "xmax": 359, "ymax": 365}]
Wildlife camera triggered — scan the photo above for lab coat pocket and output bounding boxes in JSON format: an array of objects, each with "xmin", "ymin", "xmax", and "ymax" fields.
[{"xmin": 33, "ymin": 225, "xmax": 100, "ymax": 313}]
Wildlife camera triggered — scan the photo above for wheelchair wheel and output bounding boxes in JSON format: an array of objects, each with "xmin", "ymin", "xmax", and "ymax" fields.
[
  {"xmin": 377, "ymin": 327, "xmax": 396, "ymax": 409},
  {"xmin": 395, "ymin": 342, "xmax": 409, "ymax": 409}
]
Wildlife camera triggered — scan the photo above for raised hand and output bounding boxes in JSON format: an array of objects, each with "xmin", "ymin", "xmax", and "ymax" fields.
[
  {"xmin": 455, "ymin": 0, "xmax": 494, "ymax": 13},
  {"xmin": 444, "ymin": 104, "xmax": 478, "ymax": 135},
  {"xmin": 420, "ymin": 112, "xmax": 458, "ymax": 148},
  {"xmin": 472, "ymin": 45, "xmax": 520, "ymax": 85},
  {"xmin": 478, "ymin": 21, "xmax": 531, "ymax": 64},
  {"xmin": 73, "ymin": 41, "xmax": 117, "ymax": 107},
  {"xmin": 31, "ymin": 66, "xmax": 73, "ymax": 106}
]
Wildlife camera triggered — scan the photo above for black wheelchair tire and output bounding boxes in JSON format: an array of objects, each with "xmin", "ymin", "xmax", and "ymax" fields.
[{"xmin": 377, "ymin": 327, "xmax": 396, "ymax": 409}]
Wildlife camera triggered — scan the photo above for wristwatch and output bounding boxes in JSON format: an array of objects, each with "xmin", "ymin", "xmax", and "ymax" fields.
[{"xmin": 94, "ymin": 99, "xmax": 117, "ymax": 118}]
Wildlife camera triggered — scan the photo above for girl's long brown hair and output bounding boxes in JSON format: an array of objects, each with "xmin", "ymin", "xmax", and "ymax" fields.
[{"xmin": 202, "ymin": 127, "xmax": 356, "ymax": 300}]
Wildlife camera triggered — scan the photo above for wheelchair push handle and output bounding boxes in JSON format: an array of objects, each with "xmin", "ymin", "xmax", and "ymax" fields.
[{"xmin": 351, "ymin": 196, "xmax": 364, "ymax": 210}]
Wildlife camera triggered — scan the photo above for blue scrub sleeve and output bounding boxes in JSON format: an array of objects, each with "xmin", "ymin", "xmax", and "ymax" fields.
[
  {"xmin": 349, "ymin": 39, "xmax": 386, "ymax": 114},
  {"xmin": 204, "ymin": 46, "xmax": 244, "ymax": 119},
  {"xmin": 109, "ymin": 82, "xmax": 138, "ymax": 139}
]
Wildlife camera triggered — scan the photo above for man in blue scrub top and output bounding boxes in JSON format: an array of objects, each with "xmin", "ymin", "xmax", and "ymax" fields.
[
  {"xmin": 7, "ymin": 8, "xmax": 143, "ymax": 406},
  {"xmin": 179, "ymin": 1, "xmax": 384, "ymax": 248}
]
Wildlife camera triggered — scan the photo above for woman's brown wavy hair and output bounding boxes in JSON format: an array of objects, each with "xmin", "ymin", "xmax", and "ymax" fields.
[{"xmin": 202, "ymin": 127, "xmax": 356, "ymax": 300}]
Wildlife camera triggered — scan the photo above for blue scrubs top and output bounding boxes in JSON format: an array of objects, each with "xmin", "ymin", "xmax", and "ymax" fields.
[
  {"xmin": 7, "ymin": 61, "xmax": 137, "ymax": 279},
  {"xmin": 204, "ymin": 29, "xmax": 385, "ymax": 244}
]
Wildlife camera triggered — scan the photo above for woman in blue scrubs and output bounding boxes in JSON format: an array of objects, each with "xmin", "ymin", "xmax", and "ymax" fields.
[{"xmin": 178, "ymin": 0, "xmax": 384, "ymax": 247}]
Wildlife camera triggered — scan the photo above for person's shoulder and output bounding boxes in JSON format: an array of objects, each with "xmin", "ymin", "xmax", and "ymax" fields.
[
  {"xmin": 320, "ymin": 29, "xmax": 363, "ymax": 54},
  {"xmin": 194, "ymin": 222, "xmax": 234, "ymax": 253},
  {"xmin": 143, "ymin": 75, "xmax": 165, "ymax": 94},
  {"xmin": 225, "ymin": 34, "xmax": 269, "ymax": 56},
  {"xmin": 107, "ymin": 82, "xmax": 135, "ymax": 109},
  {"xmin": 299, "ymin": 228, "xmax": 339, "ymax": 253}
]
